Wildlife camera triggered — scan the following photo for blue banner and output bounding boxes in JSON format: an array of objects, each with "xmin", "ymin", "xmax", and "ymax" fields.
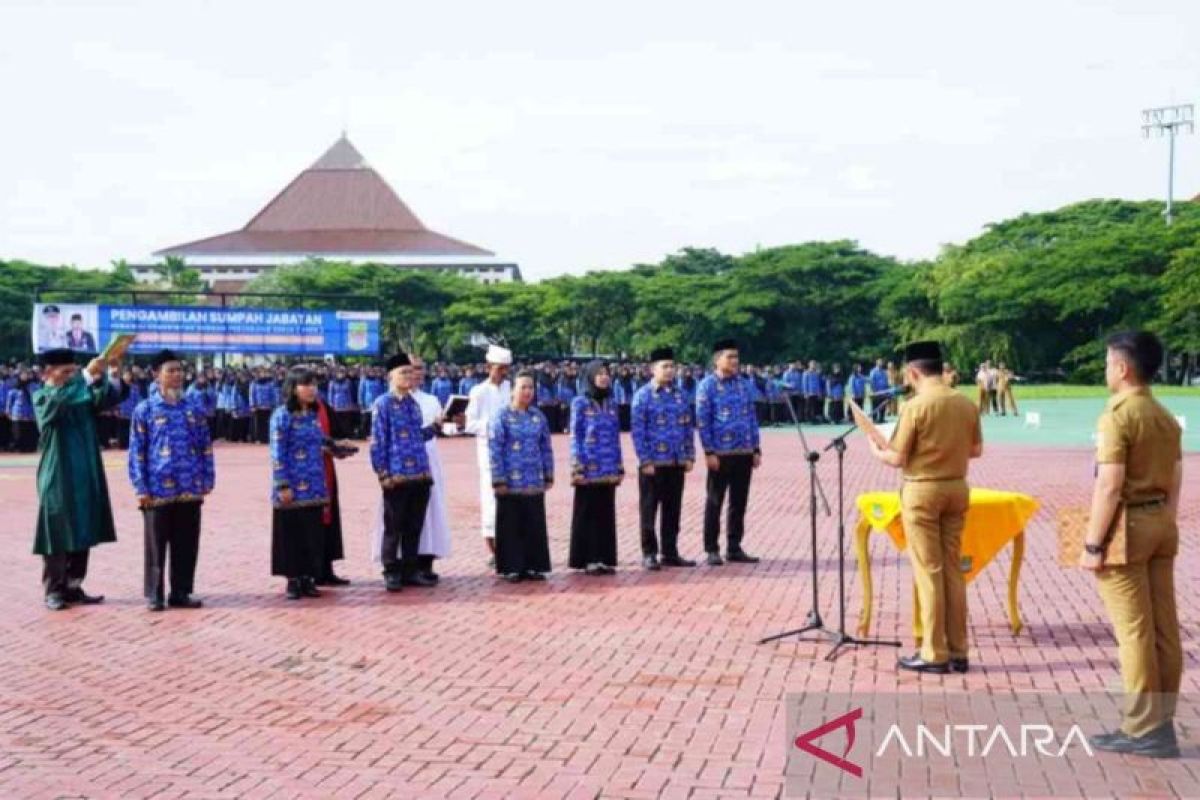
[{"xmin": 33, "ymin": 303, "xmax": 380, "ymax": 355}]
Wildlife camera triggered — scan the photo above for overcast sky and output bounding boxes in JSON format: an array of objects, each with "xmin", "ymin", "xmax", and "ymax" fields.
[{"xmin": 2, "ymin": 0, "xmax": 1197, "ymax": 280}]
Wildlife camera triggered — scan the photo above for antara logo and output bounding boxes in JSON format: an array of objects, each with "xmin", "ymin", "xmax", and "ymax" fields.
[{"xmin": 794, "ymin": 708, "xmax": 1094, "ymax": 777}]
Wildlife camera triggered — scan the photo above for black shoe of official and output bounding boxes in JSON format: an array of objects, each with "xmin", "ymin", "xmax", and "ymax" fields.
[
  {"xmin": 317, "ymin": 573, "xmax": 351, "ymax": 587},
  {"xmin": 584, "ymin": 564, "xmax": 605, "ymax": 576},
  {"xmin": 65, "ymin": 587, "xmax": 105, "ymax": 605},
  {"xmin": 661, "ymin": 555, "xmax": 697, "ymax": 568},
  {"xmin": 642, "ymin": 555, "xmax": 661, "ymax": 571},
  {"xmin": 403, "ymin": 573, "xmax": 438, "ymax": 588},
  {"xmin": 299, "ymin": 578, "xmax": 322, "ymax": 598},
  {"xmin": 147, "ymin": 597, "xmax": 167, "ymax": 612},
  {"xmin": 726, "ymin": 549, "xmax": 760, "ymax": 563},
  {"xmin": 523, "ymin": 571, "xmax": 547, "ymax": 582},
  {"xmin": 596, "ymin": 564, "xmax": 616, "ymax": 575},
  {"xmin": 384, "ymin": 575, "xmax": 403, "ymax": 593},
  {"xmin": 502, "ymin": 573, "xmax": 523, "ymax": 583},
  {"xmin": 706, "ymin": 552, "xmax": 724, "ymax": 566},
  {"xmin": 286, "ymin": 580, "xmax": 303, "ymax": 600},
  {"xmin": 45, "ymin": 593, "xmax": 68, "ymax": 611},
  {"xmin": 897, "ymin": 653, "xmax": 950, "ymax": 674},
  {"xmin": 421, "ymin": 570, "xmax": 440, "ymax": 583},
  {"xmin": 950, "ymin": 657, "xmax": 969, "ymax": 673},
  {"xmin": 168, "ymin": 594, "xmax": 203, "ymax": 609},
  {"xmin": 1090, "ymin": 723, "xmax": 1180, "ymax": 759}
]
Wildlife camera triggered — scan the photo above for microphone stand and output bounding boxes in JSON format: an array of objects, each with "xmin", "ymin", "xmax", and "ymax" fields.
[
  {"xmin": 820, "ymin": 423, "xmax": 901, "ymax": 661},
  {"xmin": 758, "ymin": 390, "xmax": 836, "ymax": 647}
]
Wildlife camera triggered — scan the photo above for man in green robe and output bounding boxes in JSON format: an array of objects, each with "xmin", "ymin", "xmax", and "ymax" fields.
[{"xmin": 33, "ymin": 348, "xmax": 124, "ymax": 611}]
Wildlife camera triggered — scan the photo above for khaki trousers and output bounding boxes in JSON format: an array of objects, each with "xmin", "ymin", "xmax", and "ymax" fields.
[{"xmin": 901, "ymin": 479, "xmax": 970, "ymax": 663}]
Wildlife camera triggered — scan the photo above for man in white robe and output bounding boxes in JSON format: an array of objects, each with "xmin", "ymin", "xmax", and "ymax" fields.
[{"xmin": 464, "ymin": 345, "xmax": 512, "ymax": 563}]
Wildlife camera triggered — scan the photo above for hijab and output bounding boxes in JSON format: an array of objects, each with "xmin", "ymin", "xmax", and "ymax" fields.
[{"xmin": 583, "ymin": 359, "xmax": 610, "ymax": 402}]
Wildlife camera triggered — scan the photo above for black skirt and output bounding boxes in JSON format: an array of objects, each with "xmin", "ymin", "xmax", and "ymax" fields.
[
  {"xmin": 569, "ymin": 483, "xmax": 618, "ymax": 569},
  {"xmin": 495, "ymin": 494, "xmax": 552, "ymax": 575},
  {"xmin": 270, "ymin": 504, "xmax": 325, "ymax": 579}
]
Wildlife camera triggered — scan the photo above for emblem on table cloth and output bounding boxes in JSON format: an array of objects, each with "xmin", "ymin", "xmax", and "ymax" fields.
[{"xmin": 871, "ymin": 503, "xmax": 885, "ymax": 521}]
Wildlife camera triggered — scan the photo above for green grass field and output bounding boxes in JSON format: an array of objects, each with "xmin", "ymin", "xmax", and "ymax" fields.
[{"xmin": 1003, "ymin": 384, "xmax": 1200, "ymax": 400}]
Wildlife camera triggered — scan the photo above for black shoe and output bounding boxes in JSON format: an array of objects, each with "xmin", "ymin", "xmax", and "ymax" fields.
[
  {"xmin": 503, "ymin": 573, "xmax": 523, "ymax": 583},
  {"xmin": 523, "ymin": 571, "xmax": 547, "ymax": 581},
  {"xmin": 584, "ymin": 564, "xmax": 605, "ymax": 576},
  {"xmin": 167, "ymin": 594, "xmax": 203, "ymax": 609},
  {"xmin": 897, "ymin": 654, "xmax": 950, "ymax": 674},
  {"xmin": 950, "ymin": 657, "xmax": 969, "ymax": 673},
  {"xmin": 317, "ymin": 573, "xmax": 351, "ymax": 587},
  {"xmin": 45, "ymin": 593, "xmax": 68, "ymax": 611},
  {"xmin": 706, "ymin": 552, "xmax": 724, "ymax": 566},
  {"xmin": 147, "ymin": 597, "xmax": 167, "ymax": 611},
  {"xmin": 286, "ymin": 580, "xmax": 303, "ymax": 600},
  {"xmin": 65, "ymin": 587, "xmax": 105, "ymax": 605},
  {"xmin": 642, "ymin": 555, "xmax": 661, "ymax": 571},
  {"xmin": 661, "ymin": 555, "xmax": 697, "ymax": 568},
  {"xmin": 402, "ymin": 573, "xmax": 438, "ymax": 588},
  {"xmin": 421, "ymin": 570, "xmax": 440, "ymax": 583},
  {"xmin": 597, "ymin": 564, "xmax": 616, "ymax": 575},
  {"xmin": 384, "ymin": 575, "xmax": 404, "ymax": 593},
  {"xmin": 726, "ymin": 549, "xmax": 760, "ymax": 563},
  {"xmin": 301, "ymin": 578, "xmax": 322, "ymax": 598},
  {"xmin": 1090, "ymin": 723, "xmax": 1180, "ymax": 758}
]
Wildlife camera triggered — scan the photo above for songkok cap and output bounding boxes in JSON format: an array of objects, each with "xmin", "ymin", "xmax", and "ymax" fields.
[
  {"xmin": 38, "ymin": 348, "xmax": 75, "ymax": 366},
  {"xmin": 903, "ymin": 340, "xmax": 943, "ymax": 362},
  {"xmin": 385, "ymin": 353, "xmax": 411, "ymax": 371},
  {"xmin": 649, "ymin": 346, "xmax": 675, "ymax": 363},
  {"xmin": 712, "ymin": 338, "xmax": 738, "ymax": 354},
  {"xmin": 151, "ymin": 349, "xmax": 181, "ymax": 370}
]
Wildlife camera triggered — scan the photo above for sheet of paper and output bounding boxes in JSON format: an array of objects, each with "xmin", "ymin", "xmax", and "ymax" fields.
[{"xmin": 848, "ymin": 398, "xmax": 889, "ymax": 449}]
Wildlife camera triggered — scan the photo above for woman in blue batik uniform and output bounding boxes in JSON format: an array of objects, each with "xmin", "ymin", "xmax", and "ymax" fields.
[
  {"xmin": 488, "ymin": 371, "xmax": 555, "ymax": 583},
  {"xmin": 269, "ymin": 367, "xmax": 329, "ymax": 600},
  {"xmin": 568, "ymin": 360, "xmax": 624, "ymax": 575}
]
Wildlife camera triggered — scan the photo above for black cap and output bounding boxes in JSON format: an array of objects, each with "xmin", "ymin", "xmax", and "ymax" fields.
[
  {"xmin": 649, "ymin": 346, "xmax": 675, "ymax": 362},
  {"xmin": 903, "ymin": 340, "xmax": 942, "ymax": 362},
  {"xmin": 712, "ymin": 338, "xmax": 738, "ymax": 354},
  {"xmin": 38, "ymin": 348, "xmax": 75, "ymax": 366},
  {"xmin": 385, "ymin": 353, "xmax": 411, "ymax": 371},
  {"xmin": 151, "ymin": 349, "xmax": 182, "ymax": 370}
]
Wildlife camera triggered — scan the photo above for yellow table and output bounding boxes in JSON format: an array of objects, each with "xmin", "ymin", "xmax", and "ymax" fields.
[{"xmin": 854, "ymin": 488, "xmax": 1039, "ymax": 642}]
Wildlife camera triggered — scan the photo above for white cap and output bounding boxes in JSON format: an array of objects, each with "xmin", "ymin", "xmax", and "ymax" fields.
[{"xmin": 485, "ymin": 344, "xmax": 513, "ymax": 365}]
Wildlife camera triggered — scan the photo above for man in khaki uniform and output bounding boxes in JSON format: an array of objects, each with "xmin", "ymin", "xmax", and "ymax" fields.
[
  {"xmin": 1081, "ymin": 331, "xmax": 1183, "ymax": 759},
  {"xmin": 997, "ymin": 363, "xmax": 1018, "ymax": 416},
  {"xmin": 869, "ymin": 341, "xmax": 983, "ymax": 674}
]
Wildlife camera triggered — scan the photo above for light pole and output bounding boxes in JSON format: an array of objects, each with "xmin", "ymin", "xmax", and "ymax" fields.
[{"xmin": 1142, "ymin": 104, "xmax": 1194, "ymax": 224}]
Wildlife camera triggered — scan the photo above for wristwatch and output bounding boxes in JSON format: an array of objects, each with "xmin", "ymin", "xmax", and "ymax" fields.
[{"xmin": 1084, "ymin": 543, "xmax": 1104, "ymax": 556}]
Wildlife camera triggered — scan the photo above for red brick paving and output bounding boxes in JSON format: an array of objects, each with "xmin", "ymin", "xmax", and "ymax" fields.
[{"xmin": 0, "ymin": 431, "xmax": 1196, "ymax": 799}]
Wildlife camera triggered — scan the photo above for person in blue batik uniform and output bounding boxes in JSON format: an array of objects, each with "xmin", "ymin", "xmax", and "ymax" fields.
[
  {"xmin": 430, "ymin": 366, "xmax": 455, "ymax": 409},
  {"xmin": 269, "ymin": 367, "xmax": 330, "ymax": 600},
  {"xmin": 568, "ymin": 361, "xmax": 624, "ymax": 575},
  {"xmin": 631, "ymin": 346, "xmax": 697, "ymax": 570},
  {"xmin": 128, "ymin": 350, "xmax": 215, "ymax": 611},
  {"xmin": 869, "ymin": 358, "xmax": 890, "ymax": 422},
  {"xmin": 356, "ymin": 366, "xmax": 386, "ymax": 439},
  {"xmin": 371, "ymin": 353, "xmax": 438, "ymax": 592},
  {"xmin": 696, "ymin": 338, "xmax": 762, "ymax": 565},
  {"xmin": 848, "ymin": 363, "xmax": 868, "ymax": 417},
  {"xmin": 228, "ymin": 372, "xmax": 252, "ymax": 442},
  {"xmin": 185, "ymin": 372, "xmax": 218, "ymax": 439},
  {"xmin": 826, "ymin": 364, "xmax": 846, "ymax": 424},
  {"xmin": 327, "ymin": 367, "xmax": 358, "ymax": 439},
  {"xmin": 9, "ymin": 367, "xmax": 41, "ymax": 452},
  {"xmin": 488, "ymin": 371, "xmax": 555, "ymax": 582},
  {"xmin": 250, "ymin": 368, "xmax": 278, "ymax": 444}
]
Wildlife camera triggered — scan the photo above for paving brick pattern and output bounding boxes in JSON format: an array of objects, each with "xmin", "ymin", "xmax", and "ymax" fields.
[{"xmin": 0, "ymin": 430, "xmax": 1196, "ymax": 799}]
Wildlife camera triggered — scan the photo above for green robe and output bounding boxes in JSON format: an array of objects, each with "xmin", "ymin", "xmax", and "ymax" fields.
[{"xmin": 32, "ymin": 373, "xmax": 121, "ymax": 556}]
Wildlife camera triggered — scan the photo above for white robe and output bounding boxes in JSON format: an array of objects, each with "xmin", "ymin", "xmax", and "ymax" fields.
[
  {"xmin": 370, "ymin": 390, "xmax": 452, "ymax": 562},
  {"xmin": 464, "ymin": 379, "xmax": 511, "ymax": 539}
]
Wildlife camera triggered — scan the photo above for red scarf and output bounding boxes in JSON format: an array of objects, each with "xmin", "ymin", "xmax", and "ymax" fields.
[{"xmin": 316, "ymin": 400, "xmax": 336, "ymax": 525}]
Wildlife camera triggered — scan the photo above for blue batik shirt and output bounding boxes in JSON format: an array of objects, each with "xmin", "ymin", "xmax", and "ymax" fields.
[
  {"xmin": 117, "ymin": 381, "xmax": 142, "ymax": 419},
  {"xmin": 327, "ymin": 378, "xmax": 355, "ymax": 411},
  {"xmin": 849, "ymin": 374, "xmax": 868, "ymax": 398},
  {"xmin": 631, "ymin": 382, "xmax": 696, "ymax": 468},
  {"xmin": 869, "ymin": 367, "xmax": 889, "ymax": 393},
  {"xmin": 355, "ymin": 377, "xmax": 382, "ymax": 409},
  {"xmin": 269, "ymin": 406, "xmax": 328, "ymax": 508},
  {"xmin": 185, "ymin": 384, "xmax": 217, "ymax": 417},
  {"xmin": 488, "ymin": 406, "xmax": 555, "ymax": 494},
  {"xmin": 370, "ymin": 392, "xmax": 434, "ymax": 486},
  {"xmin": 250, "ymin": 379, "xmax": 278, "ymax": 410},
  {"xmin": 128, "ymin": 393, "xmax": 215, "ymax": 506},
  {"xmin": 569, "ymin": 396, "xmax": 623, "ymax": 484},
  {"xmin": 696, "ymin": 373, "xmax": 761, "ymax": 457},
  {"xmin": 429, "ymin": 377, "xmax": 454, "ymax": 408}
]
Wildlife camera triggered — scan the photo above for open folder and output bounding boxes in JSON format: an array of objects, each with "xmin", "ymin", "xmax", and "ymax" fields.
[
  {"xmin": 847, "ymin": 398, "xmax": 891, "ymax": 449},
  {"xmin": 100, "ymin": 333, "xmax": 137, "ymax": 361}
]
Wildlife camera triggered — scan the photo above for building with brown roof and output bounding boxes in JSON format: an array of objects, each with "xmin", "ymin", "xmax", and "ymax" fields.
[{"xmin": 134, "ymin": 135, "xmax": 519, "ymax": 289}]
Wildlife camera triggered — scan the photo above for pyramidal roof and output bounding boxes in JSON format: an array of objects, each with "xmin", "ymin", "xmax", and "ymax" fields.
[{"xmin": 156, "ymin": 135, "xmax": 492, "ymax": 258}]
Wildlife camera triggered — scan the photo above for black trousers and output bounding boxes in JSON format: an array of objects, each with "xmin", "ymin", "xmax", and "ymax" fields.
[
  {"xmin": 215, "ymin": 409, "xmax": 229, "ymax": 439},
  {"xmin": 770, "ymin": 401, "xmax": 790, "ymax": 425},
  {"xmin": 358, "ymin": 411, "xmax": 373, "ymax": 439},
  {"xmin": 754, "ymin": 401, "xmax": 770, "ymax": 425},
  {"xmin": 806, "ymin": 395, "xmax": 823, "ymax": 422},
  {"xmin": 143, "ymin": 501, "xmax": 202, "ymax": 601},
  {"xmin": 495, "ymin": 493, "xmax": 552, "ymax": 575},
  {"xmin": 569, "ymin": 484, "xmax": 618, "ymax": 568},
  {"xmin": 228, "ymin": 416, "xmax": 250, "ymax": 443},
  {"xmin": 829, "ymin": 399, "xmax": 845, "ymax": 424},
  {"xmin": 639, "ymin": 466, "xmax": 685, "ymax": 557},
  {"xmin": 618, "ymin": 404, "xmax": 631, "ymax": 432},
  {"xmin": 335, "ymin": 410, "xmax": 358, "ymax": 440},
  {"xmin": 252, "ymin": 409, "xmax": 272, "ymax": 443},
  {"xmin": 788, "ymin": 395, "xmax": 805, "ymax": 423},
  {"xmin": 13, "ymin": 419, "xmax": 38, "ymax": 453},
  {"xmin": 42, "ymin": 550, "xmax": 91, "ymax": 597},
  {"xmin": 538, "ymin": 404, "xmax": 562, "ymax": 434},
  {"xmin": 704, "ymin": 454, "xmax": 754, "ymax": 554},
  {"xmin": 382, "ymin": 482, "xmax": 432, "ymax": 577}
]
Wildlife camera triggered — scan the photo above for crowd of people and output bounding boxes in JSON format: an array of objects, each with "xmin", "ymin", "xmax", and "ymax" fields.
[{"xmin": 2, "ymin": 353, "xmax": 936, "ymax": 454}]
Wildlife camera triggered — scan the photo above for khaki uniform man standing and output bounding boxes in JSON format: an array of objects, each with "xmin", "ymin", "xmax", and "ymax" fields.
[
  {"xmin": 869, "ymin": 340, "xmax": 983, "ymax": 674},
  {"xmin": 1082, "ymin": 331, "xmax": 1183, "ymax": 759}
]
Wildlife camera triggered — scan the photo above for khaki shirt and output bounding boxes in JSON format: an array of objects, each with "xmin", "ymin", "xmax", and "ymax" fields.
[
  {"xmin": 1095, "ymin": 387, "xmax": 1182, "ymax": 504},
  {"xmin": 891, "ymin": 383, "xmax": 982, "ymax": 481}
]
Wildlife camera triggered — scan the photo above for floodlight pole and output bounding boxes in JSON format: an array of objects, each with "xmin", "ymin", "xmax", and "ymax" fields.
[{"xmin": 1142, "ymin": 104, "xmax": 1195, "ymax": 225}]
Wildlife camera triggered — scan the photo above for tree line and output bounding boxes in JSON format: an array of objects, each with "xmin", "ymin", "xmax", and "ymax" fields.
[{"xmin": 2, "ymin": 199, "xmax": 1197, "ymax": 383}]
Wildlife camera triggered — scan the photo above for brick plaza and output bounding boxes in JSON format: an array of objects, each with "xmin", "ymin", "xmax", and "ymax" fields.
[{"xmin": 1, "ymin": 430, "xmax": 1197, "ymax": 799}]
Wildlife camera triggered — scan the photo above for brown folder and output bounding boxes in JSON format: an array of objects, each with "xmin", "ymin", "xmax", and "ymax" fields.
[{"xmin": 1057, "ymin": 505, "xmax": 1127, "ymax": 567}]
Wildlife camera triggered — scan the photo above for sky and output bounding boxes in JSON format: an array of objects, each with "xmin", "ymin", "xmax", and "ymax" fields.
[{"xmin": 1, "ymin": 0, "xmax": 1198, "ymax": 281}]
